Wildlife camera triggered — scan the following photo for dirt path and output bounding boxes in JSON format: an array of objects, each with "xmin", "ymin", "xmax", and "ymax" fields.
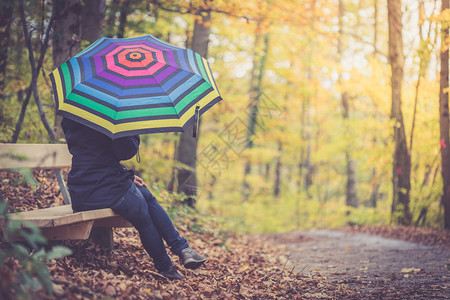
[{"xmin": 269, "ymin": 230, "xmax": 450, "ymax": 299}]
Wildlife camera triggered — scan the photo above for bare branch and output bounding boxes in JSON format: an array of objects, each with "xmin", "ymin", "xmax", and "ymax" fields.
[
  {"xmin": 18, "ymin": 0, "xmax": 55, "ymax": 141},
  {"xmin": 343, "ymin": 30, "xmax": 388, "ymax": 60},
  {"xmin": 150, "ymin": 0, "xmax": 252, "ymax": 22},
  {"xmin": 12, "ymin": 1, "xmax": 55, "ymax": 143}
]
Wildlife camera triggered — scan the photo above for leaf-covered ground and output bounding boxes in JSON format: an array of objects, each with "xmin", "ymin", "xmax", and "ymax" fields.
[
  {"xmin": 1, "ymin": 170, "xmax": 355, "ymax": 299},
  {"xmin": 2, "ymin": 170, "xmax": 450, "ymax": 299}
]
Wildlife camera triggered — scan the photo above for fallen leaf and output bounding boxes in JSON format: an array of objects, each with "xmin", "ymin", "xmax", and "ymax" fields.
[
  {"xmin": 105, "ymin": 285, "xmax": 116, "ymax": 296},
  {"xmin": 401, "ymin": 268, "xmax": 421, "ymax": 273},
  {"xmin": 52, "ymin": 283, "xmax": 64, "ymax": 296}
]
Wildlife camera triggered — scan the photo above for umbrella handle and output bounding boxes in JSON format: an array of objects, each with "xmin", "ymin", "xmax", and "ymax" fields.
[{"xmin": 193, "ymin": 105, "xmax": 200, "ymax": 138}]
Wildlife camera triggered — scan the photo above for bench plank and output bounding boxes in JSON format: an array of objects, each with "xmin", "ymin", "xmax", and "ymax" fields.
[
  {"xmin": 0, "ymin": 143, "xmax": 72, "ymax": 169},
  {"xmin": 8, "ymin": 205, "xmax": 131, "ymax": 228}
]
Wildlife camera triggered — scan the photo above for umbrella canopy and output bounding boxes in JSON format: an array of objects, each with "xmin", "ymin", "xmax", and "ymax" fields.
[{"xmin": 49, "ymin": 34, "xmax": 222, "ymax": 139}]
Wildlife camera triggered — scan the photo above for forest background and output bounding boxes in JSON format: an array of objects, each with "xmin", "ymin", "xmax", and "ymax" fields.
[{"xmin": 2, "ymin": 0, "xmax": 450, "ymax": 233}]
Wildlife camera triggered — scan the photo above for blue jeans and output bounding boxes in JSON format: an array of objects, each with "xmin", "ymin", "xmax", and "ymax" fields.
[{"xmin": 111, "ymin": 184, "xmax": 189, "ymax": 272}]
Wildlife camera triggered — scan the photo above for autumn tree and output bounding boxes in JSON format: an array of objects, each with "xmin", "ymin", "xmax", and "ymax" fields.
[
  {"xmin": 338, "ymin": 0, "xmax": 358, "ymax": 209},
  {"xmin": 174, "ymin": 7, "xmax": 212, "ymax": 207},
  {"xmin": 302, "ymin": 0, "xmax": 316, "ymax": 195},
  {"xmin": 0, "ymin": 1, "xmax": 13, "ymax": 106},
  {"xmin": 387, "ymin": 0, "xmax": 412, "ymax": 225},
  {"xmin": 105, "ymin": 0, "xmax": 141, "ymax": 38},
  {"xmin": 0, "ymin": 1, "xmax": 13, "ymax": 135},
  {"xmin": 440, "ymin": 0, "xmax": 450, "ymax": 229},
  {"xmin": 13, "ymin": 0, "xmax": 56, "ymax": 142},
  {"xmin": 242, "ymin": 24, "xmax": 270, "ymax": 201}
]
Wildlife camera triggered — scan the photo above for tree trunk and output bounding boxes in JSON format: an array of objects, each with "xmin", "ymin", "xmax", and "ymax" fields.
[
  {"xmin": 368, "ymin": 164, "xmax": 380, "ymax": 207},
  {"xmin": 167, "ymin": 135, "xmax": 178, "ymax": 192},
  {"xmin": 274, "ymin": 142, "xmax": 282, "ymax": 198},
  {"xmin": 440, "ymin": 0, "xmax": 450, "ymax": 229},
  {"xmin": 387, "ymin": 0, "xmax": 411, "ymax": 225},
  {"xmin": 52, "ymin": 0, "xmax": 82, "ymax": 73},
  {"xmin": 338, "ymin": 0, "xmax": 358, "ymax": 208},
  {"xmin": 345, "ymin": 151, "xmax": 358, "ymax": 207},
  {"xmin": 242, "ymin": 31, "xmax": 269, "ymax": 201},
  {"xmin": 303, "ymin": 0, "xmax": 316, "ymax": 194},
  {"xmin": 0, "ymin": 2, "xmax": 13, "ymax": 129},
  {"xmin": 81, "ymin": 0, "xmax": 106, "ymax": 43},
  {"xmin": 304, "ymin": 95, "xmax": 313, "ymax": 191},
  {"xmin": 175, "ymin": 8, "xmax": 211, "ymax": 207},
  {"xmin": 368, "ymin": 0, "xmax": 380, "ymax": 207},
  {"xmin": 52, "ymin": 0, "xmax": 83, "ymax": 141},
  {"xmin": 242, "ymin": 25, "xmax": 262, "ymax": 201},
  {"xmin": 0, "ymin": 1, "xmax": 13, "ymax": 99},
  {"xmin": 117, "ymin": 0, "xmax": 133, "ymax": 38}
]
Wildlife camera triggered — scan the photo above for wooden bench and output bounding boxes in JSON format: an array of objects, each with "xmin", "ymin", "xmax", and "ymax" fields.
[{"xmin": 0, "ymin": 143, "xmax": 132, "ymax": 248}]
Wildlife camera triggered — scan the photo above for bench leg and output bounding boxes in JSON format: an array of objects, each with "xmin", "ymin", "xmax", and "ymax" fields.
[{"xmin": 89, "ymin": 227, "xmax": 113, "ymax": 250}]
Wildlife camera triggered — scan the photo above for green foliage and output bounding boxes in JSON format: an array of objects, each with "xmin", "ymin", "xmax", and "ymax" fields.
[{"xmin": 0, "ymin": 202, "xmax": 72, "ymax": 298}]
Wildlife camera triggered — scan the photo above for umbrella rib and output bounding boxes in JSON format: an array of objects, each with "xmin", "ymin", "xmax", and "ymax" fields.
[{"xmin": 138, "ymin": 53, "xmax": 182, "ymax": 128}]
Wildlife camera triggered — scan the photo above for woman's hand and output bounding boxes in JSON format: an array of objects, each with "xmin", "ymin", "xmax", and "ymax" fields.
[{"xmin": 133, "ymin": 175, "xmax": 147, "ymax": 187}]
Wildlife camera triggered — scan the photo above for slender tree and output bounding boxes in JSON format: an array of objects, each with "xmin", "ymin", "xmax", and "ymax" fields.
[
  {"xmin": 81, "ymin": 0, "xmax": 106, "ymax": 43},
  {"xmin": 368, "ymin": 0, "xmax": 381, "ymax": 207},
  {"xmin": 299, "ymin": 0, "xmax": 316, "ymax": 197},
  {"xmin": 387, "ymin": 0, "xmax": 412, "ymax": 225},
  {"xmin": 242, "ymin": 29, "xmax": 270, "ymax": 201},
  {"xmin": 0, "ymin": 1, "xmax": 13, "ymax": 134},
  {"xmin": 18, "ymin": 0, "xmax": 56, "ymax": 141},
  {"xmin": 11, "ymin": 1, "xmax": 55, "ymax": 143},
  {"xmin": 273, "ymin": 141, "xmax": 282, "ymax": 198},
  {"xmin": 175, "ymin": 6, "xmax": 212, "ymax": 207},
  {"xmin": 117, "ymin": 0, "xmax": 133, "ymax": 38},
  {"xmin": 338, "ymin": 0, "xmax": 358, "ymax": 208},
  {"xmin": 0, "ymin": 1, "xmax": 13, "ymax": 101},
  {"xmin": 440, "ymin": 0, "xmax": 450, "ymax": 229}
]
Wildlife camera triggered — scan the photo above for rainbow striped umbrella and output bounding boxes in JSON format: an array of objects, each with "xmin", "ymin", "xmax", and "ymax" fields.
[{"xmin": 49, "ymin": 35, "xmax": 222, "ymax": 139}]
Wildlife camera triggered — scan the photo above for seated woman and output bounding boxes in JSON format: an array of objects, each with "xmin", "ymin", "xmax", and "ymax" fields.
[{"xmin": 61, "ymin": 117, "xmax": 206, "ymax": 280}]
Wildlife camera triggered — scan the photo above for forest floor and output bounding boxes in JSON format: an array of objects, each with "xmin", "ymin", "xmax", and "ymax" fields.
[{"xmin": 1, "ymin": 170, "xmax": 450, "ymax": 299}]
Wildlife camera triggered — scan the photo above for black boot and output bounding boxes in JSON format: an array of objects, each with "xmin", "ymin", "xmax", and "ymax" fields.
[
  {"xmin": 159, "ymin": 265, "xmax": 184, "ymax": 280},
  {"xmin": 179, "ymin": 247, "xmax": 207, "ymax": 270}
]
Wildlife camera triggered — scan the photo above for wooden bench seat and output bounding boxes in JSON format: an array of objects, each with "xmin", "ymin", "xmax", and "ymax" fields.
[
  {"xmin": 0, "ymin": 143, "xmax": 132, "ymax": 246},
  {"xmin": 2, "ymin": 205, "xmax": 131, "ymax": 240}
]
